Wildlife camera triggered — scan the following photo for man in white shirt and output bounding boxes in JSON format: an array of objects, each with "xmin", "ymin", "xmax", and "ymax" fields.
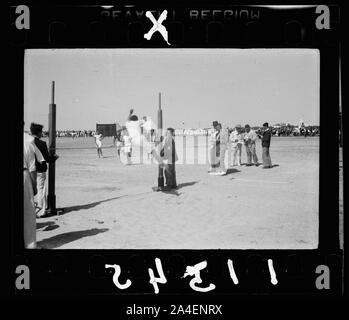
[
  {"xmin": 243, "ymin": 124, "xmax": 259, "ymax": 166},
  {"xmin": 122, "ymin": 129, "xmax": 132, "ymax": 165},
  {"xmin": 23, "ymin": 131, "xmax": 45, "ymax": 249},
  {"xmin": 126, "ymin": 109, "xmax": 154, "ymax": 160},
  {"xmin": 229, "ymin": 124, "xmax": 244, "ymax": 166},
  {"xmin": 94, "ymin": 131, "xmax": 104, "ymax": 158}
]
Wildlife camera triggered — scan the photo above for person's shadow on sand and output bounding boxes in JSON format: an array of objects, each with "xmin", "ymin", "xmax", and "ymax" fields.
[
  {"xmin": 58, "ymin": 191, "xmax": 156, "ymax": 216},
  {"xmin": 43, "ymin": 224, "xmax": 60, "ymax": 231},
  {"xmin": 261, "ymin": 164, "xmax": 280, "ymax": 169},
  {"xmin": 37, "ymin": 221, "xmax": 59, "ymax": 232},
  {"xmin": 37, "ymin": 228, "xmax": 108, "ymax": 249},
  {"xmin": 60, "ymin": 196, "xmax": 124, "ymax": 215},
  {"xmin": 37, "ymin": 221, "xmax": 55, "ymax": 229},
  {"xmin": 177, "ymin": 181, "xmax": 198, "ymax": 188},
  {"xmin": 225, "ymin": 168, "xmax": 241, "ymax": 175},
  {"xmin": 161, "ymin": 181, "xmax": 199, "ymax": 196}
]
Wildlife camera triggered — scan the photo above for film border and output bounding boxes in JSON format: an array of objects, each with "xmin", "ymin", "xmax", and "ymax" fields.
[{"xmin": 7, "ymin": 2, "xmax": 343, "ymax": 298}]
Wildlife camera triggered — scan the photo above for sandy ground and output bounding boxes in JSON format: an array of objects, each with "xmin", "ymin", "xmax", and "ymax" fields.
[{"xmin": 36, "ymin": 136, "xmax": 320, "ymax": 249}]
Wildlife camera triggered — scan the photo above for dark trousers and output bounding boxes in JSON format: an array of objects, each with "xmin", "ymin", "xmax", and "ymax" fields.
[
  {"xmin": 164, "ymin": 164, "xmax": 177, "ymax": 188},
  {"xmin": 262, "ymin": 147, "xmax": 272, "ymax": 167}
]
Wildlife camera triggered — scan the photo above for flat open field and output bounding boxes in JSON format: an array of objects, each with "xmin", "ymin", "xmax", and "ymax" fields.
[{"xmin": 36, "ymin": 136, "xmax": 319, "ymax": 249}]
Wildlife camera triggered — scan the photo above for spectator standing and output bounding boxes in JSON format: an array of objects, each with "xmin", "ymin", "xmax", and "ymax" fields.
[
  {"xmin": 217, "ymin": 123, "xmax": 229, "ymax": 174},
  {"xmin": 208, "ymin": 121, "xmax": 220, "ymax": 173},
  {"xmin": 30, "ymin": 123, "xmax": 59, "ymax": 218},
  {"xmin": 23, "ymin": 128, "xmax": 45, "ymax": 248},
  {"xmin": 94, "ymin": 130, "xmax": 104, "ymax": 158},
  {"xmin": 259, "ymin": 122, "xmax": 272, "ymax": 169},
  {"xmin": 243, "ymin": 124, "xmax": 259, "ymax": 166},
  {"xmin": 160, "ymin": 128, "xmax": 178, "ymax": 190},
  {"xmin": 230, "ymin": 124, "xmax": 244, "ymax": 166}
]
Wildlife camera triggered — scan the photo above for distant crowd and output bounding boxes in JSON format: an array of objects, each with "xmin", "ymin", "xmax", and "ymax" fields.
[
  {"xmin": 177, "ymin": 126, "xmax": 319, "ymax": 137},
  {"xmin": 42, "ymin": 125, "xmax": 320, "ymax": 138},
  {"xmin": 42, "ymin": 130, "xmax": 96, "ymax": 138}
]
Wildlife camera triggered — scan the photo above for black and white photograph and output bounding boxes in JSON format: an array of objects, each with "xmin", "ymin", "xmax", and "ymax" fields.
[{"xmin": 23, "ymin": 48, "xmax": 320, "ymax": 250}]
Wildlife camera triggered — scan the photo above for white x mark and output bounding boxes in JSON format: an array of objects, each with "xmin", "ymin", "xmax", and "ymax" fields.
[{"xmin": 144, "ymin": 10, "xmax": 171, "ymax": 45}]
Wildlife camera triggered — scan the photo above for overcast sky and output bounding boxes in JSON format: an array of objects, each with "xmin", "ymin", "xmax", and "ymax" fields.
[{"xmin": 24, "ymin": 48, "xmax": 319, "ymax": 130}]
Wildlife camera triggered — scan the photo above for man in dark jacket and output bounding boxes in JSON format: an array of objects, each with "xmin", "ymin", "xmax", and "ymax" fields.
[
  {"xmin": 208, "ymin": 121, "xmax": 220, "ymax": 173},
  {"xmin": 30, "ymin": 123, "xmax": 59, "ymax": 217},
  {"xmin": 160, "ymin": 128, "xmax": 178, "ymax": 190},
  {"xmin": 260, "ymin": 122, "xmax": 272, "ymax": 169},
  {"xmin": 217, "ymin": 123, "xmax": 229, "ymax": 174}
]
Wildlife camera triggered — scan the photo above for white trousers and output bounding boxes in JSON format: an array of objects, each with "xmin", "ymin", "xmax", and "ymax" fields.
[
  {"xmin": 36, "ymin": 172, "xmax": 47, "ymax": 216},
  {"xmin": 24, "ymin": 170, "xmax": 36, "ymax": 249}
]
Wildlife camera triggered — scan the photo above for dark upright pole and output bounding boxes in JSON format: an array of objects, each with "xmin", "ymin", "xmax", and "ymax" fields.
[
  {"xmin": 46, "ymin": 81, "xmax": 57, "ymax": 215},
  {"xmin": 158, "ymin": 92, "xmax": 164, "ymax": 188}
]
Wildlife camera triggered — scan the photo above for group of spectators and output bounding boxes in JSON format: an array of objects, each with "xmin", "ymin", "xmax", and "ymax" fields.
[
  {"xmin": 208, "ymin": 122, "xmax": 273, "ymax": 175},
  {"xmin": 174, "ymin": 126, "xmax": 320, "ymax": 137}
]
